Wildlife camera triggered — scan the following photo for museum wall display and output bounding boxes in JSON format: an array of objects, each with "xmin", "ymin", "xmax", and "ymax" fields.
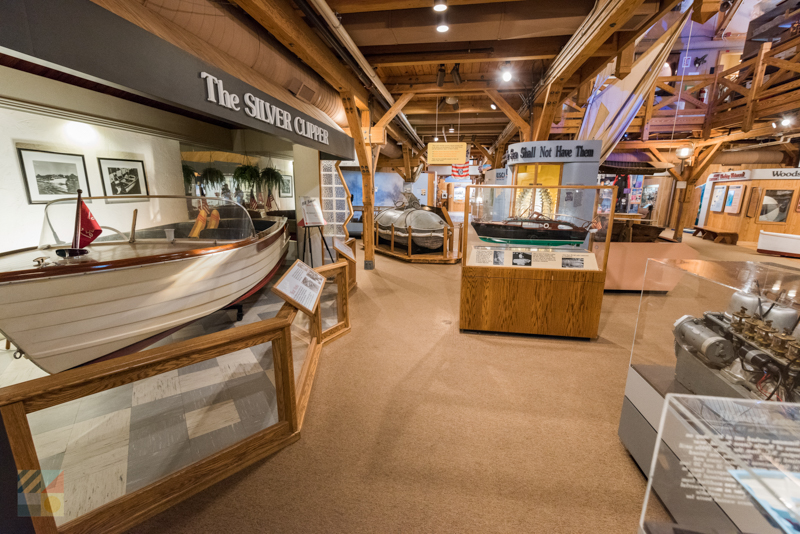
[{"xmin": 0, "ymin": 107, "xmax": 184, "ymax": 253}]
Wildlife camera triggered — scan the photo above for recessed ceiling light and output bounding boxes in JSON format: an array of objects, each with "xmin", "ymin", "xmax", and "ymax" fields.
[
  {"xmin": 433, "ymin": 0, "xmax": 447, "ymax": 11},
  {"xmin": 782, "ymin": 117, "xmax": 792, "ymax": 126},
  {"xmin": 490, "ymin": 104, "xmax": 497, "ymax": 110},
  {"xmin": 437, "ymin": 23, "xmax": 449, "ymax": 32},
  {"xmin": 434, "ymin": 136, "xmax": 439, "ymax": 142}
]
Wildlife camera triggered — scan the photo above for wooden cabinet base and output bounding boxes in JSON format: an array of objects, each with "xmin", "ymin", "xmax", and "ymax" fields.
[{"xmin": 459, "ymin": 266, "xmax": 606, "ymax": 339}]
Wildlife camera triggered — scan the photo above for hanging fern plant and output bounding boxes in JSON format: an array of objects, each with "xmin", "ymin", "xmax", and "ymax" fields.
[
  {"xmin": 182, "ymin": 164, "xmax": 197, "ymax": 187},
  {"xmin": 199, "ymin": 167, "xmax": 226, "ymax": 188},
  {"xmin": 233, "ymin": 164, "xmax": 262, "ymax": 191},
  {"xmin": 260, "ymin": 167, "xmax": 283, "ymax": 195}
]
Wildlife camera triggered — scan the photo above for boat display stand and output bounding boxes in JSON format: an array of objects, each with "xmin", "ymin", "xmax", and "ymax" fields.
[
  {"xmin": 369, "ymin": 213, "xmax": 463, "ymax": 265},
  {"xmin": 0, "ymin": 260, "xmax": 354, "ymax": 534}
]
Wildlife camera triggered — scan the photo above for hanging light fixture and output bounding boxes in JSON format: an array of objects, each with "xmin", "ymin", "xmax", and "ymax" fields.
[
  {"xmin": 437, "ymin": 22, "xmax": 449, "ymax": 32},
  {"xmin": 451, "ymin": 64, "xmax": 462, "ymax": 86},
  {"xmin": 676, "ymin": 143, "xmax": 694, "ymax": 173},
  {"xmin": 448, "ymin": 124, "xmax": 455, "ymax": 133},
  {"xmin": 434, "ymin": 136, "xmax": 439, "ymax": 142},
  {"xmin": 436, "ymin": 65, "xmax": 446, "ymax": 87},
  {"xmin": 501, "ymin": 62, "xmax": 512, "ymax": 82},
  {"xmin": 433, "ymin": 0, "xmax": 447, "ymax": 11}
]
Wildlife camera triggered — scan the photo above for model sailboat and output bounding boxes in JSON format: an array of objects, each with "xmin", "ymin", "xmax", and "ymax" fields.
[{"xmin": 0, "ymin": 194, "xmax": 288, "ymax": 374}]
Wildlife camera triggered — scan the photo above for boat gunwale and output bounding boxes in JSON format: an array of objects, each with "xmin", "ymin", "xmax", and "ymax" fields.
[{"xmin": 0, "ymin": 220, "xmax": 287, "ymax": 285}]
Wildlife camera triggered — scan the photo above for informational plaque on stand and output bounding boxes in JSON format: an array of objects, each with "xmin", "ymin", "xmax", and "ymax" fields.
[
  {"xmin": 300, "ymin": 196, "xmax": 326, "ymax": 226},
  {"xmin": 333, "ymin": 238, "xmax": 356, "ymax": 262},
  {"xmin": 271, "ymin": 259, "xmax": 326, "ymax": 315}
]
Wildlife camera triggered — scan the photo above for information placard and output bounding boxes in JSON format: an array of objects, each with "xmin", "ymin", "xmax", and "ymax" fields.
[
  {"xmin": 300, "ymin": 196, "xmax": 326, "ymax": 226},
  {"xmin": 470, "ymin": 247, "xmax": 599, "ymax": 271},
  {"xmin": 428, "ymin": 142, "xmax": 468, "ymax": 165},
  {"xmin": 334, "ymin": 238, "xmax": 356, "ymax": 262},
  {"xmin": 271, "ymin": 259, "xmax": 326, "ymax": 315}
]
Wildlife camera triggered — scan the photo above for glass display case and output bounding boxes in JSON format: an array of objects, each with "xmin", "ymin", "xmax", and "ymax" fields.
[
  {"xmin": 459, "ymin": 184, "xmax": 616, "ymax": 339},
  {"xmin": 462, "ymin": 185, "xmax": 615, "ymax": 272},
  {"xmin": 641, "ymin": 394, "xmax": 800, "ymax": 533},
  {"xmin": 620, "ymin": 260, "xmax": 800, "ymax": 530}
]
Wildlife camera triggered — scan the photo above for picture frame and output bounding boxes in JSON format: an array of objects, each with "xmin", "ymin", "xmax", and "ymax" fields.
[
  {"xmin": 724, "ymin": 184, "xmax": 745, "ymax": 215},
  {"xmin": 18, "ymin": 148, "xmax": 91, "ymax": 204},
  {"xmin": 759, "ymin": 189, "xmax": 794, "ymax": 224},
  {"xmin": 98, "ymin": 158, "xmax": 149, "ymax": 203},
  {"xmin": 279, "ymin": 174, "xmax": 294, "ymax": 198},
  {"xmin": 709, "ymin": 184, "xmax": 728, "ymax": 213},
  {"xmin": 746, "ymin": 187, "xmax": 761, "ymax": 218}
]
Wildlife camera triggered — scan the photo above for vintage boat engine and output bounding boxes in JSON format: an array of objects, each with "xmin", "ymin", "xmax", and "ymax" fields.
[{"xmin": 672, "ymin": 290, "xmax": 800, "ymax": 402}]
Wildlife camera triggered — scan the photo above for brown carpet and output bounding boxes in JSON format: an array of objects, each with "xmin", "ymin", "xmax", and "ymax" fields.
[{"xmin": 129, "ymin": 246, "xmax": 656, "ymax": 533}]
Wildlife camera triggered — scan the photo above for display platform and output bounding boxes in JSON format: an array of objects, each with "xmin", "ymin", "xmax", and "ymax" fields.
[
  {"xmin": 596, "ymin": 241, "xmax": 699, "ymax": 291},
  {"xmin": 459, "ymin": 184, "xmax": 616, "ymax": 338},
  {"xmin": 619, "ymin": 259, "xmax": 800, "ymax": 530}
]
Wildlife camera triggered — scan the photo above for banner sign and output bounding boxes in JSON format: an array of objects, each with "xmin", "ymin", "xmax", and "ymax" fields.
[
  {"xmin": 708, "ymin": 170, "xmax": 751, "ymax": 182},
  {"xmin": 428, "ymin": 142, "xmax": 468, "ymax": 165},
  {"xmin": 506, "ymin": 140, "xmax": 601, "ymax": 165}
]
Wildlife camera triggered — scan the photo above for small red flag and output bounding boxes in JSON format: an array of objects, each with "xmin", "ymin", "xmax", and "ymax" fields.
[
  {"xmin": 78, "ymin": 201, "xmax": 102, "ymax": 248},
  {"xmin": 249, "ymin": 190, "xmax": 258, "ymax": 210}
]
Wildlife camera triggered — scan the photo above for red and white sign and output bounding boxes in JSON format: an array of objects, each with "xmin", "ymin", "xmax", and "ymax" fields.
[{"xmin": 708, "ymin": 170, "xmax": 751, "ymax": 182}]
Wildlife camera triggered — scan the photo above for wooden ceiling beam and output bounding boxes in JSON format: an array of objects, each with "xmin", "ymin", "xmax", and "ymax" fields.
[
  {"xmin": 327, "ymin": 0, "xmax": 527, "ymax": 13},
  {"xmin": 375, "ymin": 92, "xmax": 415, "ymax": 130},
  {"xmin": 484, "ymin": 89, "xmax": 529, "ymax": 137},
  {"xmin": 230, "ymin": 0, "xmax": 370, "ymax": 109},
  {"xmin": 385, "ymin": 81, "xmax": 531, "ymax": 94}
]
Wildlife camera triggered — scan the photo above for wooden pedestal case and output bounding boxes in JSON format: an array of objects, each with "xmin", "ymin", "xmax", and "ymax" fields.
[{"xmin": 460, "ymin": 266, "xmax": 605, "ymax": 338}]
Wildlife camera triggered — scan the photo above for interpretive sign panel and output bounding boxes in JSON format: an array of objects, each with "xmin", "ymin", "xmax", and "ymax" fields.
[
  {"xmin": 469, "ymin": 247, "xmax": 599, "ymax": 271},
  {"xmin": 300, "ymin": 197, "xmax": 326, "ymax": 226},
  {"xmin": 271, "ymin": 259, "xmax": 326, "ymax": 315},
  {"xmin": 428, "ymin": 142, "xmax": 467, "ymax": 165},
  {"xmin": 334, "ymin": 238, "xmax": 356, "ymax": 262}
]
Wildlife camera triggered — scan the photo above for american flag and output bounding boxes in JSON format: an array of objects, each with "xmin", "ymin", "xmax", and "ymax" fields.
[
  {"xmin": 451, "ymin": 162, "xmax": 470, "ymax": 178},
  {"xmin": 257, "ymin": 191, "xmax": 265, "ymax": 207},
  {"xmin": 249, "ymin": 190, "xmax": 258, "ymax": 210},
  {"xmin": 265, "ymin": 190, "xmax": 276, "ymax": 211},
  {"xmin": 199, "ymin": 184, "xmax": 210, "ymax": 213}
]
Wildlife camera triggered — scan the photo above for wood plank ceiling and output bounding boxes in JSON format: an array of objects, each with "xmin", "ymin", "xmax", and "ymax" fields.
[{"xmin": 317, "ymin": 0, "xmax": 663, "ymax": 145}]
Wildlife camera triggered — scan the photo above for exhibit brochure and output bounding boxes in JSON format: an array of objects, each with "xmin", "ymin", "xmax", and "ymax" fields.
[
  {"xmin": 301, "ymin": 196, "xmax": 326, "ymax": 226},
  {"xmin": 469, "ymin": 246, "xmax": 599, "ymax": 271},
  {"xmin": 272, "ymin": 259, "xmax": 326, "ymax": 315},
  {"xmin": 333, "ymin": 238, "xmax": 356, "ymax": 262}
]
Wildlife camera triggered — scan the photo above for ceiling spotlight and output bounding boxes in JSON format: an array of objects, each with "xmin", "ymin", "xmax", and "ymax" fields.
[
  {"xmin": 438, "ymin": 97, "xmax": 446, "ymax": 111},
  {"xmin": 449, "ymin": 125, "xmax": 455, "ymax": 133},
  {"xmin": 433, "ymin": 0, "xmax": 447, "ymax": 11},
  {"xmin": 434, "ymin": 136, "xmax": 439, "ymax": 142},
  {"xmin": 782, "ymin": 117, "xmax": 793, "ymax": 127},
  {"xmin": 451, "ymin": 64, "xmax": 462, "ymax": 86},
  {"xmin": 773, "ymin": 122, "xmax": 778, "ymax": 128},
  {"xmin": 437, "ymin": 23, "xmax": 449, "ymax": 32},
  {"xmin": 490, "ymin": 103, "xmax": 497, "ymax": 110},
  {"xmin": 501, "ymin": 62, "xmax": 512, "ymax": 82},
  {"xmin": 452, "ymin": 101, "xmax": 460, "ymax": 111},
  {"xmin": 437, "ymin": 65, "xmax": 446, "ymax": 87}
]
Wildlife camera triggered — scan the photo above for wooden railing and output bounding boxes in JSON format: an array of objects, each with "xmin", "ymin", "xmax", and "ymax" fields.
[
  {"xmin": 0, "ymin": 260, "xmax": 353, "ymax": 534},
  {"xmin": 552, "ymin": 33, "xmax": 800, "ymax": 141}
]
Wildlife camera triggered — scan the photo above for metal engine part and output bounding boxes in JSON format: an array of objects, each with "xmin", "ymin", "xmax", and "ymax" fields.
[{"xmin": 673, "ymin": 315, "xmax": 736, "ymax": 367}]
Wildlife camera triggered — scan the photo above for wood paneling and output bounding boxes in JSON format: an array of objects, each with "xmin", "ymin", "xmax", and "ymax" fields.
[
  {"xmin": 295, "ymin": 339, "xmax": 320, "ymax": 430},
  {"xmin": 702, "ymin": 178, "xmax": 800, "ymax": 243},
  {"xmin": 460, "ymin": 267, "xmax": 606, "ymax": 338}
]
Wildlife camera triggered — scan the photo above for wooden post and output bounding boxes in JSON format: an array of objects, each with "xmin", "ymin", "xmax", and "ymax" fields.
[
  {"xmin": 407, "ymin": 227, "xmax": 413, "ymax": 258},
  {"xmin": 443, "ymin": 226, "xmax": 449, "ymax": 259},
  {"xmin": 743, "ymin": 42, "xmax": 771, "ymax": 132},
  {"xmin": 641, "ymin": 85, "xmax": 655, "ymax": 141},
  {"xmin": 272, "ymin": 326, "xmax": 298, "ymax": 432},
  {"xmin": 341, "ymin": 92, "xmax": 376, "ymax": 269},
  {"xmin": 702, "ymin": 66, "xmax": 721, "ymax": 139},
  {"xmin": 390, "ymin": 224, "xmax": 395, "ymax": 251}
]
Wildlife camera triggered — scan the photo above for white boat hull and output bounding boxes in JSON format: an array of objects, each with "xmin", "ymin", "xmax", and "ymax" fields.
[{"xmin": 0, "ymin": 230, "xmax": 289, "ymax": 374}]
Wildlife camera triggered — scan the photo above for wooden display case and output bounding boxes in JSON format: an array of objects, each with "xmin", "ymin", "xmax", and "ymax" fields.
[{"xmin": 459, "ymin": 184, "xmax": 616, "ymax": 339}]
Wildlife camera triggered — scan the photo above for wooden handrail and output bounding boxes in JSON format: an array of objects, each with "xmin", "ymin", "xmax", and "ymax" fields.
[{"xmin": 0, "ymin": 314, "xmax": 293, "ymax": 412}]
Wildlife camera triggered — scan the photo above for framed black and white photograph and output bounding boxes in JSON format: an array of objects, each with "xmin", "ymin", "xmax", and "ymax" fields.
[
  {"xmin": 279, "ymin": 174, "xmax": 294, "ymax": 198},
  {"xmin": 18, "ymin": 148, "xmax": 90, "ymax": 204},
  {"xmin": 98, "ymin": 158, "xmax": 149, "ymax": 202},
  {"xmin": 759, "ymin": 189, "xmax": 794, "ymax": 223}
]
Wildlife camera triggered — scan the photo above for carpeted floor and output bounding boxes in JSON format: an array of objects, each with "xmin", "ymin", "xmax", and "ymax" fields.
[{"xmin": 128, "ymin": 237, "xmax": 798, "ymax": 534}]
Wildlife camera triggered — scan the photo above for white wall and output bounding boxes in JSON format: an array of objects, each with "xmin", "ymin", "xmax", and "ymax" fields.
[
  {"xmin": 0, "ymin": 107, "xmax": 184, "ymax": 253},
  {"xmin": 292, "ymin": 144, "xmax": 322, "ymax": 266}
]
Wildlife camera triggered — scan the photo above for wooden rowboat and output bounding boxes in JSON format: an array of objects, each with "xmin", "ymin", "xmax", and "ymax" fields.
[{"xmin": 0, "ymin": 195, "xmax": 289, "ymax": 374}]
